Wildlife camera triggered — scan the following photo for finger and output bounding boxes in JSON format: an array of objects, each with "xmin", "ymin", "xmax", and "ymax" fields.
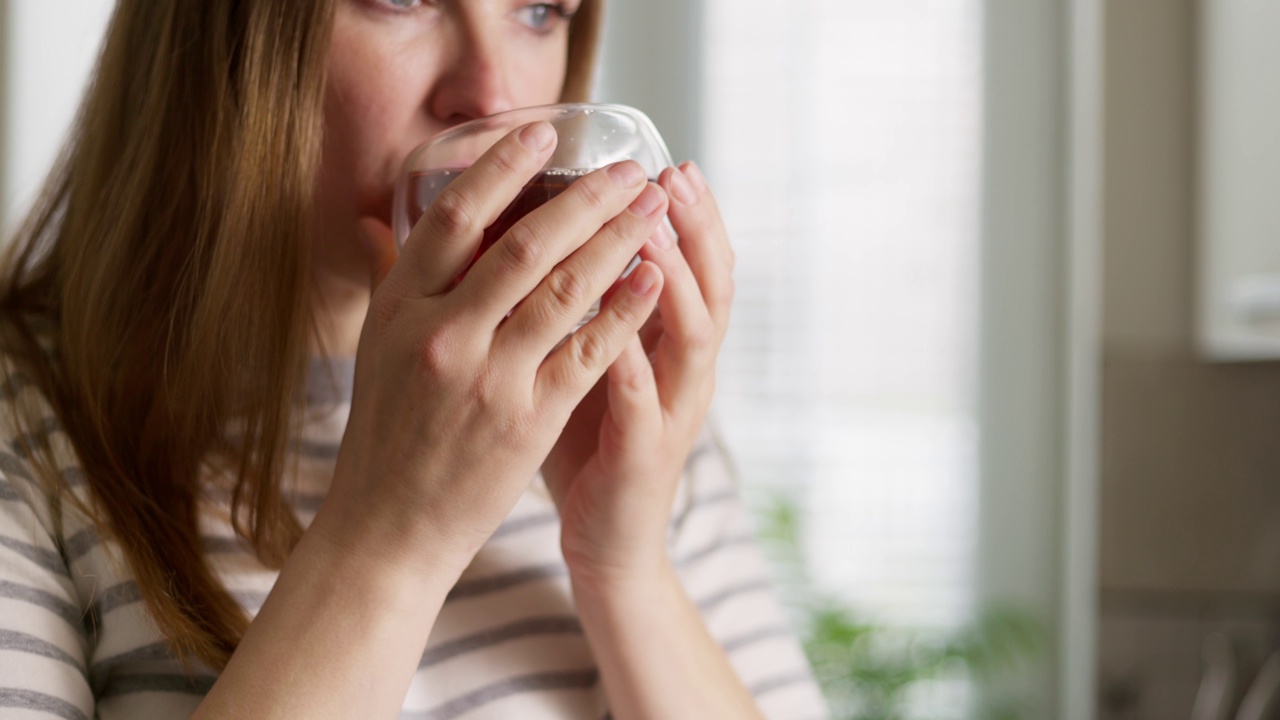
[
  {"xmin": 602, "ymin": 333, "xmax": 662, "ymax": 454},
  {"xmin": 387, "ymin": 121, "xmax": 557, "ymax": 298},
  {"xmin": 661, "ymin": 162, "xmax": 735, "ymax": 340},
  {"xmin": 498, "ymin": 183, "xmax": 667, "ymax": 358},
  {"xmin": 457, "ymin": 160, "xmax": 650, "ymax": 324},
  {"xmin": 535, "ymin": 261, "xmax": 663, "ymax": 411},
  {"xmin": 358, "ymin": 217, "xmax": 399, "ymax": 292},
  {"xmin": 541, "ymin": 375, "xmax": 608, "ymax": 507},
  {"xmin": 637, "ymin": 220, "xmax": 718, "ymax": 409},
  {"xmin": 600, "ymin": 275, "xmax": 663, "ymax": 352},
  {"xmin": 638, "ymin": 309, "xmax": 664, "ymax": 355}
]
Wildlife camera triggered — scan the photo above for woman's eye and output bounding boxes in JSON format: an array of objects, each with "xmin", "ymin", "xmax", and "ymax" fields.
[
  {"xmin": 514, "ymin": 3, "xmax": 573, "ymax": 32},
  {"xmin": 380, "ymin": 0, "xmax": 424, "ymax": 9}
]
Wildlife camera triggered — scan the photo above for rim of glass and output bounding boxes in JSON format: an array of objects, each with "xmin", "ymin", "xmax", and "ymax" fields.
[{"xmin": 403, "ymin": 102, "xmax": 670, "ymax": 169}]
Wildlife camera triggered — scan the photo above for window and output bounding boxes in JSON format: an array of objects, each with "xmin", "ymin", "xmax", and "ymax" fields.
[{"xmin": 701, "ymin": 0, "xmax": 984, "ymax": 629}]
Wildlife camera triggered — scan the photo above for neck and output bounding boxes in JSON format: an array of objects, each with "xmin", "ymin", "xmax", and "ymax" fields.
[{"xmin": 310, "ymin": 221, "xmax": 374, "ymax": 358}]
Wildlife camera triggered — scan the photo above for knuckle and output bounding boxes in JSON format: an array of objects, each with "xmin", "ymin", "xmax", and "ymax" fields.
[
  {"xmin": 616, "ymin": 217, "xmax": 651, "ymax": 250},
  {"xmin": 428, "ymin": 188, "xmax": 476, "ymax": 236},
  {"xmin": 684, "ymin": 319, "xmax": 717, "ymax": 355},
  {"xmin": 574, "ymin": 175, "xmax": 610, "ymax": 211},
  {"xmin": 490, "ymin": 142, "xmax": 526, "ymax": 176},
  {"xmin": 413, "ymin": 327, "xmax": 455, "ymax": 377},
  {"xmin": 569, "ymin": 330, "xmax": 611, "ymax": 374},
  {"xmin": 618, "ymin": 362, "xmax": 649, "ymax": 394},
  {"xmin": 498, "ymin": 223, "xmax": 543, "ymax": 274},
  {"xmin": 546, "ymin": 269, "xmax": 587, "ymax": 310},
  {"xmin": 610, "ymin": 287, "xmax": 645, "ymax": 325},
  {"xmin": 711, "ymin": 276, "xmax": 736, "ymax": 308},
  {"xmin": 467, "ymin": 365, "xmax": 504, "ymax": 409}
]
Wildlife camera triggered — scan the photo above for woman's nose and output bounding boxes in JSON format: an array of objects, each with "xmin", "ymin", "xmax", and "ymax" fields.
[{"xmin": 428, "ymin": 37, "xmax": 516, "ymax": 124}]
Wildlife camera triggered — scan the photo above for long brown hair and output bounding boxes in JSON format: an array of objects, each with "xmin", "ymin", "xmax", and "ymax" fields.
[{"xmin": 0, "ymin": 0, "xmax": 603, "ymax": 672}]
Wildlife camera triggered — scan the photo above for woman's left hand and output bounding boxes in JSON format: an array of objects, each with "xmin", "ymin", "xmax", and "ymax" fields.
[{"xmin": 541, "ymin": 161, "xmax": 734, "ymax": 585}]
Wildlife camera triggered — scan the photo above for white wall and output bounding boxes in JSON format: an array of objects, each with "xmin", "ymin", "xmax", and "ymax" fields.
[
  {"xmin": 978, "ymin": 0, "xmax": 1102, "ymax": 715},
  {"xmin": 1198, "ymin": 0, "xmax": 1280, "ymax": 360},
  {"xmin": 1, "ymin": 0, "xmax": 115, "ymax": 231},
  {"xmin": 595, "ymin": 0, "xmax": 702, "ymax": 165}
]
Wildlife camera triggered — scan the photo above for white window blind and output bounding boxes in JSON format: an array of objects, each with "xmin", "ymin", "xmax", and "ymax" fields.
[{"xmin": 701, "ymin": 0, "xmax": 983, "ymax": 629}]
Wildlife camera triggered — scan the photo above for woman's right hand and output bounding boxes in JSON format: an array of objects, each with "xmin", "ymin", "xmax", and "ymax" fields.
[{"xmin": 311, "ymin": 121, "xmax": 669, "ymax": 579}]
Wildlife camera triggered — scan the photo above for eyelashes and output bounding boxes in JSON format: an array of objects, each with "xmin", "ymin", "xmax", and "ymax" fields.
[
  {"xmin": 367, "ymin": 0, "xmax": 576, "ymax": 36},
  {"xmin": 513, "ymin": 3, "xmax": 576, "ymax": 33}
]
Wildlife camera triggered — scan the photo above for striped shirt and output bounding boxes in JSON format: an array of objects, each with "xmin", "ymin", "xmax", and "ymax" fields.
[{"xmin": 0, "ymin": 356, "xmax": 828, "ymax": 719}]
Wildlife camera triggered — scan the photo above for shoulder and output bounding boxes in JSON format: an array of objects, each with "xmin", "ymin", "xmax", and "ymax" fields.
[
  {"xmin": 0, "ymin": 345, "xmax": 87, "ymax": 547},
  {"xmin": 0, "ymin": 350, "xmax": 103, "ymax": 720}
]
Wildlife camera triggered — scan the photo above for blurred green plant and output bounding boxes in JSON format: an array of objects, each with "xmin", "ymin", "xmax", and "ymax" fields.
[{"xmin": 755, "ymin": 492, "xmax": 1044, "ymax": 720}]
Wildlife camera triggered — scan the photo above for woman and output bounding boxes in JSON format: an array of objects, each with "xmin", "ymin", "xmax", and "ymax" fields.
[{"xmin": 0, "ymin": 1, "xmax": 826, "ymax": 718}]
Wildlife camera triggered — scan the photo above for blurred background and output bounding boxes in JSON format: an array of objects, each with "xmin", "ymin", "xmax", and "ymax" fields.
[{"xmin": 3, "ymin": 0, "xmax": 1279, "ymax": 718}]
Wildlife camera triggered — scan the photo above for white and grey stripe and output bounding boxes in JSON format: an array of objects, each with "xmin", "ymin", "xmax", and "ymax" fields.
[
  {"xmin": 0, "ymin": 355, "xmax": 828, "ymax": 719},
  {"xmin": 402, "ymin": 669, "xmax": 600, "ymax": 720},
  {"xmin": 0, "ymin": 579, "xmax": 82, "ymax": 628},
  {"xmin": 0, "ymin": 534, "xmax": 70, "ymax": 576},
  {"xmin": 418, "ymin": 616, "xmax": 583, "ymax": 669},
  {"xmin": 0, "ymin": 629, "xmax": 86, "ymax": 675},
  {"xmin": 0, "ymin": 688, "xmax": 90, "ymax": 720}
]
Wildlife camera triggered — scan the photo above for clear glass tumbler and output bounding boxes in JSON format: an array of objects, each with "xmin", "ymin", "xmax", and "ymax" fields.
[{"xmin": 393, "ymin": 103, "xmax": 675, "ymax": 330}]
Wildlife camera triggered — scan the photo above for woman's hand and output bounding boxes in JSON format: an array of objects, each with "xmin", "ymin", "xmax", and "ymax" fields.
[
  {"xmin": 541, "ymin": 161, "xmax": 734, "ymax": 585},
  {"xmin": 311, "ymin": 122, "xmax": 670, "ymax": 578}
]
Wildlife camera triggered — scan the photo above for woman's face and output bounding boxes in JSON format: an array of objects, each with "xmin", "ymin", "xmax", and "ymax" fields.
[{"xmin": 321, "ymin": 0, "xmax": 576, "ymax": 238}]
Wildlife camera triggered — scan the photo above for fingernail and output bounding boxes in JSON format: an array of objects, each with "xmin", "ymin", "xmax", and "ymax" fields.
[
  {"xmin": 628, "ymin": 184, "xmax": 665, "ymax": 218},
  {"xmin": 681, "ymin": 161, "xmax": 708, "ymax": 192},
  {"xmin": 608, "ymin": 161, "xmax": 646, "ymax": 187},
  {"xmin": 630, "ymin": 264, "xmax": 657, "ymax": 295},
  {"xmin": 669, "ymin": 168, "xmax": 698, "ymax": 206},
  {"xmin": 520, "ymin": 121, "xmax": 556, "ymax": 151},
  {"xmin": 649, "ymin": 223, "xmax": 675, "ymax": 249}
]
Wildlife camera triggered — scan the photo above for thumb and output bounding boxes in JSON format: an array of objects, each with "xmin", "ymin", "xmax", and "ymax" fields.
[
  {"xmin": 603, "ymin": 332, "xmax": 661, "ymax": 454},
  {"xmin": 358, "ymin": 216, "xmax": 399, "ymax": 293}
]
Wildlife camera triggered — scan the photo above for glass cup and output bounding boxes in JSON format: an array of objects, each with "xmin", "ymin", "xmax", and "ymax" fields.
[{"xmin": 392, "ymin": 103, "xmax": 675, "ymax": 331}]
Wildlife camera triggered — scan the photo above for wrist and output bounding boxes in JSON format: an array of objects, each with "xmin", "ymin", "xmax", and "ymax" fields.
[
  {"xmin": 307, "ymin": 490, "xmax": 476, "ymax": 594},
  {"xmin": 559, "ymin": 518, "xmax": 674, "ymax": 592},
  {"xmin": 567, "ymin": 551, "xmax": 679, "ymax": 608}
]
